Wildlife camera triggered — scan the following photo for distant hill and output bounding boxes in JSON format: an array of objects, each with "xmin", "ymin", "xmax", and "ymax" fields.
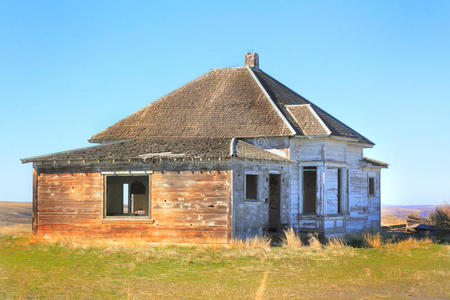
[
  {"xmin": 0, "ymin": 201, "xmax": 441, "ymax": 228},
  {"xmin": 0, "ymin": 201, "xmax": 32, "ymax": 226},
  {"xmin": 381, "ymin": 205, "xmax": 438, "ymax": 225}
]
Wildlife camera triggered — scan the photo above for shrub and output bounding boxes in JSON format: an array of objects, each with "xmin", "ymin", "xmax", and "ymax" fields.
[{"xmin": 427, "ymin": 204, "xmax": 450, "ymax": 231}]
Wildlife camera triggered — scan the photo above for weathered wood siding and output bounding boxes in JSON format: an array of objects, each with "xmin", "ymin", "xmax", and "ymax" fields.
[
  {"xmin": 325, "ymin": 168, "xmax": 339, "ymax": 215},
  {"xmin": 151, "ymin": 171, "xmax": 232, "ymax": 243},
  {"xmin": 36, "ymin": 173, "xmax": 103, "ymax": 235},
  {"xmin": 232, "ymin": 161, "xmax": 290, "ymax": 239},
  {"xmin": 289, "ymin": 138, "xmax": 382, "ymax": 236},
  {"xmin": 35, "ymin": 171, "xmax": 232, "ymax": 244}
]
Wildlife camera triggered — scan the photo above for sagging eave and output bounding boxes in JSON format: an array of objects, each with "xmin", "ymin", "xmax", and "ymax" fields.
[
  {"xmin": 20, "ymin": 139, "xmax": 132, "ymax": 164},
  {"xmin": 28, "ymin": 155, "xmax": 294, "ymax": 169}
]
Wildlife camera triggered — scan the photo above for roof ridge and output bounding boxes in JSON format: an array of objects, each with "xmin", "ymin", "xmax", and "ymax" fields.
[
  {"xmin": 245, "ymin": 66, "xmax": 296, "ymax": 136},
  {"xmin": 306, "ymin": 104, "xmax": 331, "ymax": 136},
  {"xmin": 253, "ymin": 69, "xmax": 374, "ymax": 145},
  {"xmin": 311, "ymin": 103, "xmax": 374, "ymax": 145},
  {"xmin": 255, "ymin": 69, "xmax": 311, "ymax": 103},
  {"xmin": 286, "ymin": 104, "xmax": 330, "ymax": 136}
]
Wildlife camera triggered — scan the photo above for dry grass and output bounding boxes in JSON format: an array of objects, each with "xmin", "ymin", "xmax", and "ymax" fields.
[
  {"xmin": 229, "ymin": 235, "xmax": 271, "ymax": 250},
  {"xmin": 363, "ymin": 232, "xmax": 385, "ymax": 248},
  {"xmin": 34, "ymin": 234, "xmax": 155, "ymax": 251},
  {"xmin": 387, "ymin": 237, "xmax": 434, "ymax": 250},
  {"xmin": 327, "ymin": 237, "xmax": 347, "ymax": 248},
  {"xmin": 281, "ymin": 228, "xmax": 303, "ymax": 248},
  {"xmin": 0, "ymin": 224, "xmax": 30, "ymax": 237},
  {"xmin": 308, "ymin": 235, "xmax": 322, "ymax": 249}
]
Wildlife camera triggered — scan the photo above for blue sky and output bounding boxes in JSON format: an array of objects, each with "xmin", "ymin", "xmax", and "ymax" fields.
[{"xmin": 1, "ymin": 1, "xmax": 449, "ymax": 205}]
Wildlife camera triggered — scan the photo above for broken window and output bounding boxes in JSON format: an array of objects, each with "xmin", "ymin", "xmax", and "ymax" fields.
[
  {"xmin": 303, "ymin": 167, "xmax": 317, "ymax": 214},
  {"xmin": 105, "ymin": 175, "xmax": 149, "ymax": 217},
  {"xmin": 245, "ymin": 174, "xmax": 258, "ymax": 201},
  {"xmin": 368, "ymin": 177, "xmax": 375, "ymax": 197}
]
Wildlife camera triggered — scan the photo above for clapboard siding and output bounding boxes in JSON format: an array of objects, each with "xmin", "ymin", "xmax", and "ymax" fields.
[
  {"xmin": 37, "ymin": 173, "xmax": 103, "ymax": 232},
  {"xmin": 36, "ymin": 171, "xmax": 232, "ymax": 243}
]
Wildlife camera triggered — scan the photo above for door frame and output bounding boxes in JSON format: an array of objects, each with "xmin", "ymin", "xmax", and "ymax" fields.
[{"xmin": 268, "ymin": 172, "xmax": 281, "ymax": 233}]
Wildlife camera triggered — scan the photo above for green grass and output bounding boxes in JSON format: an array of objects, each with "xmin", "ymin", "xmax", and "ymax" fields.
[{"xmin": 0, "ymin": 236, "xmax": 448, "ymax": 299}]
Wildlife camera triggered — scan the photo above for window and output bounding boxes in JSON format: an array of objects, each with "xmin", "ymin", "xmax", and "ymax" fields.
[
  {"xmin": 105, "ymin": 175, "xmax": 149, "ymax": 217},
  {"xmin": 337, "ymin": 168, "xmax": 342, "ymax": 214},
  {"xmin": 326, "ymin": 167, "xmax": 345, "ymax": 215},
  {"xmin": 368, "ymin": 177, "xmax": 375, "ymax": 197},
  {"xmin": 245, "ymin": 174, "xmax": 258, "ymax": 201},
  {"xmin": 303, "ymin": 167, "xmax": 317, "ymax": 214}
]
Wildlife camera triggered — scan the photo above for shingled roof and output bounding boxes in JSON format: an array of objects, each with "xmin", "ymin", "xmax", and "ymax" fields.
[
  {"xmin": 21, "ymin": 138, "xmax": 292, "ymax": 163},
  {"xmin": 89, "ymin": 58, "xmax": 373, "ymax": 145},
  {"xmin": 251, "ymin": 68, "xmax": 374, "ymax": 144},
  {"xmin": 89, "ymin": 67, "xmax": 294, "ymax": 143}
]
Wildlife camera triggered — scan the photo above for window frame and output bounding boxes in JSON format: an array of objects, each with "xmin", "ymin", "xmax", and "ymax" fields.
[
  {"xmin": 244, "ymin": 172, "xmax": 260, "ymax": 202},
  {"xmin": 326, "ymin": 166, "xmax": 348, "ymax": 216},
  {"xmin": 302, "ymin": 166, "xmax": 318, "ymax": 215},
  {"xmin": 368, "ymin": 176, "xmax": 376, "ymax": 197},
  {"xmin": 103, "ymin": 174, "xmax": 151, "ymax": 219}
]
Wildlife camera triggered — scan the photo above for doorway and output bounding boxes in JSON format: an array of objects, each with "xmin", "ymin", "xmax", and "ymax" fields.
[{"xmin": 268, "ymin": 174, "xmax": 281, "ymax": 232}]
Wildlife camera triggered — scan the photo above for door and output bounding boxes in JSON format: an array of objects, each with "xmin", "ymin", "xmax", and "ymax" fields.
[{"xmin": 268, "ymin": 174, "xmax": 281, "ymax": 232}]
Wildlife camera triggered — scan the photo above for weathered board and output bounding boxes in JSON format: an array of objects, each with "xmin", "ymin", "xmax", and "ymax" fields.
[{"xmin": 35, "ymin": 171, "xmax": 232, "ymax": 244}]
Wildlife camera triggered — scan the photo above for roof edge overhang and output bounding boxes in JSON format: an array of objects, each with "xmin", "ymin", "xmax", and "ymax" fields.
[
  {"xmin": 28, "ymin": 156, "xmax": 294, "ymax": 167},
  {"xmin": 291, "ymin": 135, "xmax": 374, "ymax": 147},
  {"xmin": 20, "ymin": 140, "xmax": 130, "ymax": 164},
  {"xmin": 362, "ymin": 157, "xmax": 389, "ymax": 168},
  {"xmin": 22, "ymin": 137, "xmax": 293, "ymax": 165}
]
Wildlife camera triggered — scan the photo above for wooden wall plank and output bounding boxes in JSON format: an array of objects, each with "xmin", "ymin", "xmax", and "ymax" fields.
[{"xmin": 36, "ymin": 171, "xmax": 232, "ymax": 244}]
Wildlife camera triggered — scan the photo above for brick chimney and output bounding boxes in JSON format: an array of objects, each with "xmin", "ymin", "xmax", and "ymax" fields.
[{"xmin": 245, "ymin": 52, "xmax": 259, "ymax": 68}]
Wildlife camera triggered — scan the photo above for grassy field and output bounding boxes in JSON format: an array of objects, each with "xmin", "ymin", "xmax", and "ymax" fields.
[
  {"xmin": 0, "ymin": 202, "xmax": 449, "ymax": 299},
  {"xmin": 0, "ymin": 236, "xmax": 449, "ymax": 299}
]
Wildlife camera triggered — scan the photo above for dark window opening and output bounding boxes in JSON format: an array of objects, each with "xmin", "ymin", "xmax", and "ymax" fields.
[
  {"xmin": 106, "ymin": 175, "xmax": 149, "ymax": 217},
  {"xmin": 246, "ymin": 174, "xmax": 258, "ymax": 201},
  {"xmin": 369, "ymin": 177, "xmax": 375, "ymax": 196},
  {"xmin": 303, "ymin": 167, "xmax": 317, "ymax": 214}
]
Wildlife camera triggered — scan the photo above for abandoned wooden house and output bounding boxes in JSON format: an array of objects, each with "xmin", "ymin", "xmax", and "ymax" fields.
[{"xmin": 22, "ymin": 53, "xmax": 387, "ymax": 243}]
